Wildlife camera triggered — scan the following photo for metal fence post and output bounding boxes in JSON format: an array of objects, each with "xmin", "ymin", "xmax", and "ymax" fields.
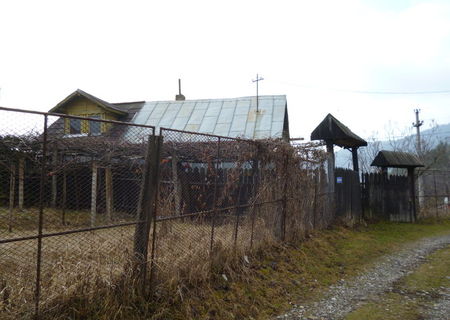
[{"xmin": 35, "ymin": 114, "xmax": 48, "ymax": 319}]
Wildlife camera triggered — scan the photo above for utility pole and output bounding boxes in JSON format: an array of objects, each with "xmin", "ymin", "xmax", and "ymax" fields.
[
  {"xmin": 412, "ymin": 109, "xmax": 424, "ymax": 211},
  {"xmin": 252, "ymin": 74, "xmax": 264, "ymax": 112},
  {"xmin": 412, "ymin": 109, "xmax": 423, "ymax": 155}
]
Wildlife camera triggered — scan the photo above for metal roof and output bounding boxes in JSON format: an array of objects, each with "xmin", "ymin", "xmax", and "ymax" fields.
[
  {"xmin": 371, "ymin": 150, "xmax": 424, "ymax": 168},
  {"xmin": 311, "ymin": 113, "xmax": 367, "ymax": 148},
  {"xmin": 131, "ymin": 95, "xmax": 288, "ymax": 139}
]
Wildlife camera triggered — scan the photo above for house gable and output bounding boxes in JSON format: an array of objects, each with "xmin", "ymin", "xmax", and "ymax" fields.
[
  {"xmin": 50, "ymin": 90, "xmax": 130, "ymax": 135},
  {"xmin": 50, "ymin": 89, "xmax": 127, "ymax": 117}
]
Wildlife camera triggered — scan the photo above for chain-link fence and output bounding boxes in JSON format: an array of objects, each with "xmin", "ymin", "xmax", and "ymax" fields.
[
  {"xmin": 417, "ymin": 169, "xmax": 450, "ymax": 218},
  {"xmin": 0, "ymin": 107, "xmax": 331, "ymax": 319},
  {"xmin": 149, "ymin": 128, "xmax": 331, "ymax": 295},
  {"xmin": 0, "ymin": 107, "xmax": 156, "ymax": 319}
]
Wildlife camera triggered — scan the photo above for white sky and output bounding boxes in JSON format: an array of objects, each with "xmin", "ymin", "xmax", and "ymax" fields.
[{"xmin": 1, "ymin": 0, "xmax": 450, "ymax": 141}]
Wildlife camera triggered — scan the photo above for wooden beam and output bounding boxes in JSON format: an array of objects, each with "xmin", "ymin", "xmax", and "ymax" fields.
[
  {"xmin": 8, "ymin": 164, "xmax": 15, "ymax": 232},
  {"xmin": 408, "ymin": 168, "xmax": 417, "ymax": 222},
  {"xmin": 62, "ymin": 170, "xmax": 67, "ymax": 225},
  {"xmin": 91, "ymin": 161, "xmax": 98, "ymax": 227},
  {"xmin": 351, "ymin": 147, "xmax": 359, "ymax": 174},
  {"xmin": 134, "ymin": 135, "xmax": 163, "ymax": 290},
  {"xmin": 51, "ymin": 150, "xmax": 58, "ymax": 208},
  {"xmin": 171, "ymin": 155, "xmax": 182, "ymax": 216},
  {"xmin": 105, "ymin": 166, "xmax": 114, "ymax": 221},
  {"xmin": 18, "ymin": 158, "xmax": 24, "ymax": 211}
]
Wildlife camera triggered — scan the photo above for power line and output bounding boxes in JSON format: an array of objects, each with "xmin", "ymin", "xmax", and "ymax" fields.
[
  {"xmin": 275, "ymin": 80, "xmax": 450, "ymax": 95},
  {"xmin": 369, "ymin": 131, "xmax": 450, "ymax": 140}
]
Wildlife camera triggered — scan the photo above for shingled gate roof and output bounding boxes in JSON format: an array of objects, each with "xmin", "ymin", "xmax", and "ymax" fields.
[
  {"xmin": 371, "ymin": 150, "xmax": 424, "ymax": 168},
  {"xmin": 310, "ymin": 113, "xmax": 367, "ymax": 148}
]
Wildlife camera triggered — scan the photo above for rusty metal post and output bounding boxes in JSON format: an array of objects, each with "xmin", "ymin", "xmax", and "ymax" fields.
[
  {"xmin": 35, "ymin": 114, "xmax": 48, "ymax": 319},
  {"xmin": 210, "ymin": 137, "xmax": 221, "ymax": 253}
]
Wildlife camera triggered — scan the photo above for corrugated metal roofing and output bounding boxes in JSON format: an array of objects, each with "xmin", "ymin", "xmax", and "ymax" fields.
[
  {"xmin": 131, "ymin": 95, "xmax": 287, "ymax": 139},
  {"xmin": 371, "ymin": 150, "xmax": 424, "ymax": 168}
]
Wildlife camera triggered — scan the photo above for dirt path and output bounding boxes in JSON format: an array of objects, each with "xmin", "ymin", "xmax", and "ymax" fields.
[{"xmin": 276, "ymin": 234, "xmax": 450, "ymax": 320}]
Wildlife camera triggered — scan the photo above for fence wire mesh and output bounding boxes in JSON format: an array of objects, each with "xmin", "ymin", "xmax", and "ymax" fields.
[
  {"xmin": 0, "ymin": 108, "xmax": 155, "ymax": 319},
  {"xmin": 1, "ymin": 107, "xmax": 333, "ymax": 318},
  {"xmin": 149, "ymin": 129, "xmax": 330, "ymax": 294},
  {"xmin": 417, "ymin": 169, "xmax": 450, "ymax": 218}
]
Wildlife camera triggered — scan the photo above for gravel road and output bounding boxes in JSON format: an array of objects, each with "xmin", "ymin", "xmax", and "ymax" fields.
[{"xmin": 276, "ymin": 234, "xmax": 450, "ymax": 320}]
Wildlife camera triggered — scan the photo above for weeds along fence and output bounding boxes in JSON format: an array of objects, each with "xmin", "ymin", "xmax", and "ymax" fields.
[{"xmin": 0, "ymin": 106, "xmax": 331, "ymax": 319}]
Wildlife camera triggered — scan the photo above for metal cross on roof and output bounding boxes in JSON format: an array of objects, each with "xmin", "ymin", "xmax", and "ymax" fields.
[{"xmin": 252, "ymin": 74, "xmax": 264, "ymax": 112}]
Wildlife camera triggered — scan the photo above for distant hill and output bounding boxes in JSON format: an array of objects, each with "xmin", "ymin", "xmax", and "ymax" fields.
[{"xmin": 335, "ymin": 123, "xmax": 450, "ymax": 170}]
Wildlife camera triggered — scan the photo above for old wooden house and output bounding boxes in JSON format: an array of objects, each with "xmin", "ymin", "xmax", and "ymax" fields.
[{"xmin": 49, "ymin": 89, "xmax": 290, "ymax": 141}]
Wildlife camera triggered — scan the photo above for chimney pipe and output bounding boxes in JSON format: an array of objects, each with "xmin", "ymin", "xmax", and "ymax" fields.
[{"xmin": 176, "ymin": 78, "xmax": 186, "ymax": 101}]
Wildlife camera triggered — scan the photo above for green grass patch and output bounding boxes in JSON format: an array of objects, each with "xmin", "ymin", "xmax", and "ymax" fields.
[
  {"xmin": 345, "ymin": 292, "xmax": 421, "ymax": 320},
  {"xmin": 402, "ymin": 246, "xmax": 450, "ymax": 292}
]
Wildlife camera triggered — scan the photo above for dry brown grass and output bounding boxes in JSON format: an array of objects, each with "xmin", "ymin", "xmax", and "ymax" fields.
[
  {"xmin": 0, "ymin": 205, "xmax": 281, "ymax": 319},
  {"xmin": 0, "ymin": 139, "xmax": 326, "ymax": 319}
]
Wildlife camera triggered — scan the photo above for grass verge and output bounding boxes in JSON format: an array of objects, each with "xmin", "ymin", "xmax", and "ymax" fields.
[
  {"xmin": 3, "ymin": 218, "xmax": 449, "ymax": 319},
  {"xmin": 150, "ymin": 218, "xmax": 450, "ymax": 320}
]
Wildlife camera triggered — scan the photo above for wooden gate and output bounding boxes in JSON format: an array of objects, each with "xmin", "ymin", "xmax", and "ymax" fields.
[
  {"xmin": 334, "ymin": 168, "xmax": 362, "ymax": 223},
  {"xmin": 361, "ymin": 172, "xmax": 412, "ymax": 222}
]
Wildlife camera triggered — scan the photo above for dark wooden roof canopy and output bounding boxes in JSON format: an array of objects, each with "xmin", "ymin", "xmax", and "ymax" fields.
[
  {"xmin": 310, "ymin": 113, "xmax": 367, "ymax": 148},
  {"xmin": 371, "ymin": 150, "xmax": 424, "ymax": 168}
]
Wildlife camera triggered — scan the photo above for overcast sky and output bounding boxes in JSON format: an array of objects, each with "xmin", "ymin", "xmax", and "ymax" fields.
[{"xmin": 1, "ymin": 0, "xmax": 450, "ymax": 141}]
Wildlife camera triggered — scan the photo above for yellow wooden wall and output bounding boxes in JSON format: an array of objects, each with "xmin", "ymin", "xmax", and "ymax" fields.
[{"xmin": 63, "ymin": 97, "xmax": 119, "ymax": 133}]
